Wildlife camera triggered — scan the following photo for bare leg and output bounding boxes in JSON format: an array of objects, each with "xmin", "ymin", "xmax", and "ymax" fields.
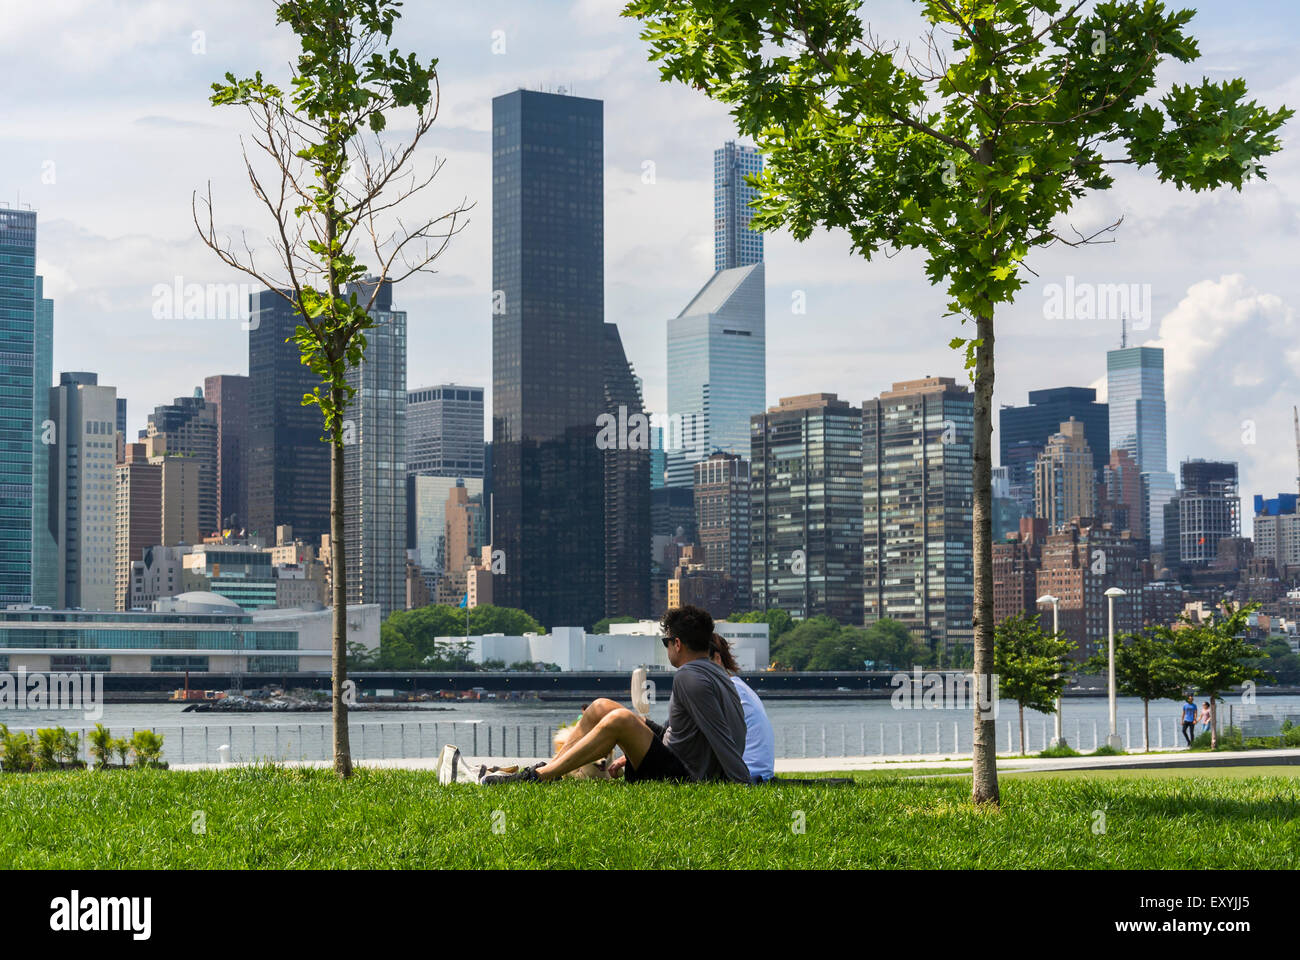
[
  {"xmin": 538, "ymin": 708, "xmax": 653, "ymax": 782},
  {"xmin": 543, "ymin": 697, "xmax": 622, "ymax": 768}
]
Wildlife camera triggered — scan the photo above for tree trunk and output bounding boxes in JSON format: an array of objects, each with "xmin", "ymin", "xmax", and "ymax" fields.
[
  {"xmin": 1143, "ymin": 699, "xmax": 1149, "ymax": 752},
  {"xmin": 331, "ymin": 388, "xmax": 353, "ymax": 779},
  {"xmin": 971, "ymin": 310, "xmax": 999, "ymax": 803}
]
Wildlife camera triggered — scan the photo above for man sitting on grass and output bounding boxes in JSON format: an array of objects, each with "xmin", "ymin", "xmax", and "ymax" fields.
[{"xmin": 482, "ymin": 604, "xmax": 750, "ymax": 784}]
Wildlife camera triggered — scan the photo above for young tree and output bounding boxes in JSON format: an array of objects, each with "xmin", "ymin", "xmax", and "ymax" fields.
[
  {"xmin": 993, "ymin": 613, "xmax": 1075, "ymax": 755},
  {"xmin": 1083, "ymin": 629, "xmax": 1181, "ymax": 751},
  {"xmin": 625, "ymin": 0, "xmax": 1289, "ymax": 804},
  {"xmin": 195, "ymin": 0, "xmax": 470, "ymax": 777},
  {"xmin": 1165, "ymin": 600, "xmax": 1263, "ymax": 748}
]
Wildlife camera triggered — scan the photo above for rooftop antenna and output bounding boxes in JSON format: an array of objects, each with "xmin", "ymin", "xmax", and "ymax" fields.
[{"xmin": 1120, "ymin": 314, "xmax": 1127, "ymax": 349}]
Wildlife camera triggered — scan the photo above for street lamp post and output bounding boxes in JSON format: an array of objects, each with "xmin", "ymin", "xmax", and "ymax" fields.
[
  {"xmin": 1037, "ymin": 594, "xmax": 1064, "ymax": 747},
  {"xmin": 1104, "ymin": 587, "xmax": 1128, "ymax": 750}
]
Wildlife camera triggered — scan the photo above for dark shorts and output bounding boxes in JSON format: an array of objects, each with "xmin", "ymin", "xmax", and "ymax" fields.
[{"xmin": 625, "ymin": 735, "xmax": 690, "ymax": 783}]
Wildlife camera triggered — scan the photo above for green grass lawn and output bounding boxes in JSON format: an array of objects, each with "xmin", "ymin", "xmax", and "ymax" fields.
[{"xmin": 2, "ymin": 765, "xmax": 1298, "ymax": 869}]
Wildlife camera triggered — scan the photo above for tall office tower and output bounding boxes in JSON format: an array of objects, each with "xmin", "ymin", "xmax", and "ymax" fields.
[
  {"xmin": 602, "ymin": 323, "xmax": 651, "ymax": 619},
  {"xmin": 714, "ymin": 141, "xmax": 764, "ymax": 272},
  {"xmin": 114, "ymin": 443, "xmax": 162, "ymax": 611},
  {"xmin": 491, "ymin": 88, "xmax": 606, "ymax": 629},
  {"xmin": 115, "ymin": 398, "xmax": 127, "ymax": 438},
  {"xmin": 48, "ymin": 373, "xmax": 118, "ymax": 610},
  {"xmin": 1177, "ymin": 459, "xmax": 1240, "ymax": 569},
  {"xmin": 1033, "ymin": 418, "xmax": 1097, "ymax": 531},
  {"xmin": 1101, "ymin": 448, "xmax": 1144, "ymax": 539},
  {"xmin": 146, "ymin": 392, "xmax": 219, "ymax": 539},
  {"xmin": 665, "ymin": 264, "xmax": 765, "ymax": 489},
  {"xmin": 0, "ymin": 208, "xmax": 37, "ymax": 604},
  {"xmin": 406, "ymin": 384, "xmax": 484, "ymax": 477},
  {"xmin": 32, "ymin": 276, "xmax": 57, "ymax": 606},
  {"xmin": 144, "ymin": 435, "xmax": 201, "ymax": 547},
  {"xmin": 341, "ymin": 277, "xmax": 407, "ymax": 619},
  {"xmin": 438, "ymin": 483, "xmax": 489, "ymax": 604},
  {"xmin": 1037, "ymin": 519, "xmax": 1146, "ymax": 660},
  {"xmin": 247, "ymin": 289, "xmax": 330, "ymax": 545},
  {"xmin": 1107, "ymin": 343, "xmax": 1175, "ymax": 548},
  {"xmin": 863, "ymin": 377, "xmax": 974, "ymax": 655},
  {"xmin": 751, "ymin": 394, "xmax": 863, "ymax": 623},
  {"xmin": 1000, "ymin": 387, "xmax": 1109, "ymax": 485},
  {"xmin": 204, "ymin": 374, "xmax": 250, "ymax": 531},
  {"xmin": 693, "ymin": 451, "xmax": 751, "ymax": 610}
]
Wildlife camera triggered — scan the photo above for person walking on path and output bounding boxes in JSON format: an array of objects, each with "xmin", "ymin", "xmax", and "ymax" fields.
[{"xmin": 1181, "ymin": 696, "xmax": 1198, "ymax": 747}]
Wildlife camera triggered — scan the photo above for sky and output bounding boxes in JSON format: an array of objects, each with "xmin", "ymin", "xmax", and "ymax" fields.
[{"xmin": 4, "ymin": 0, "xmax": 1299, "ymax": 535}]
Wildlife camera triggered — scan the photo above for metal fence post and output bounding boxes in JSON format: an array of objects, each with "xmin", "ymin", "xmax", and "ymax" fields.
[
  {"xmin": 879, "ymin": 723, "xmax": 885, "ymax": 756},
  {"xmin": 801, "ymin": 726, "xmax": 806, "ymax": 758},
  {"xmin": 473, "ymin": 723, "xmax": 478, "ymax": 755}
]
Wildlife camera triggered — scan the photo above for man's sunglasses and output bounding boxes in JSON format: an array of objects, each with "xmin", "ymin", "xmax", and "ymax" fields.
[{"xmin": 661, "ymin": 636, "xmax": 676, "ymax": 648}]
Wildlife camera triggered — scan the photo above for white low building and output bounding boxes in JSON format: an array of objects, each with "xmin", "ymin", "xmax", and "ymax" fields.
[{"xmin": 438, "ymin": 620, "xmax": 769, "ymax": 672}]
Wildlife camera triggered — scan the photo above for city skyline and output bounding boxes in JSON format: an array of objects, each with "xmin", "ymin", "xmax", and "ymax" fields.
[{"xmin": 3, "ymin": 0, "xmax": 1297, "ymax": 538}]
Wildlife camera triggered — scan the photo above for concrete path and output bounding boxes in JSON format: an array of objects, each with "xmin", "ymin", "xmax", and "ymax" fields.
[{"xmin": 170, "ymin": 747, "xmax": 1300, "ymax": 776}]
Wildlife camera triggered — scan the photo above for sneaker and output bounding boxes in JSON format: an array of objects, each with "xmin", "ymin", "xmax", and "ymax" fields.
[{"xmin": 480, "ymin": 763, "xmax": 544, "ymax": 785}]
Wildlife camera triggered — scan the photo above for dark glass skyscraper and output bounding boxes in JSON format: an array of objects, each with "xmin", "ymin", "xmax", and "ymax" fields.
[
  {"xmin": 247, "ymin": 290, "xmax": 330, "ymax": 545},
  {"xmin": 999, "ymin": 386, "xmax": 1109, "ymax": 483},
  {"xmin": 602, "ymin": 323, "xmax": 650, "ymax": 620},
  {"xmin": 491, "ymin": 89, "xmax": 606, "ymax": 629},
  {"xmin": 0, "ymin": 208, "xmax": 37, "ymax": 604}
]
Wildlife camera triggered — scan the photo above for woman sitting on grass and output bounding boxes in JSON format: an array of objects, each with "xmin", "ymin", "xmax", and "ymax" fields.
[{"xmin": 708, "ymin": 633, "xmax": 776, "ymax": 783}]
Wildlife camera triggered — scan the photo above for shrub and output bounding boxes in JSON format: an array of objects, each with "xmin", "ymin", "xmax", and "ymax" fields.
[
  {"xmin": 34, "ymin": 728, "xmax": 60, "ymax": 771},
  {"xmin": 1090, "ymin": 744, "xmax": 1125, "ymax": 756},
  {"xmin": 112, "ymin": 737, "xmax": 132, "ymax": 768},
  {"xmin": 56, "ymin": 728, "xmax": 82, "ymax": 768},
  {"xmin": 129, "ymin": 730, "xmax": 166, "ymax": 769},
  {"xmin": 1037, "ymin": 743, "xmax": 1081, "ymax": 759},
  {"xmin": 89, "ymin": 724, "xmax": 114, "ymax": 769},
  {"xmin": 0, "ymin": 724, "xmax": 36, "ymax": 773}
]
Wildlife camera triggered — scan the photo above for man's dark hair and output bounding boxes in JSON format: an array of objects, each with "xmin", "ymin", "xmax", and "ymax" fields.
[{"xmin": 661, "ymin": 605, "xmax": 714, "ymax": 652}]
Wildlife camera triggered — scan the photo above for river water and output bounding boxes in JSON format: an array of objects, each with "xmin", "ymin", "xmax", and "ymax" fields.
[{"xmin": 5, "ymin": 694, "xmax": 1298, "ymax": 764}]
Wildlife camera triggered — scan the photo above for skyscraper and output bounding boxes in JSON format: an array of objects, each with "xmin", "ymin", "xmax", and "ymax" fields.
[
  {"xmin": 406, "ymin": 384, "xmax": 484, "ymax": 477},
  {"xmin": 1108, "ymin": 343, "xmax": 1175, "ymax": 549},
  {"xmin": 1033, "ymin": 418, "xmax": 1097, "ymax": 531},
  {"xmin": 114, "ymin": 443, "xmax": 162, "ymax": 611},
  {"xmin": 342, "ymin": 277, "xmax": 407, "ymax": 619},
  {"xmin": 32, "ymin": 275, "xmax": 56, "ymax": 607},
  {"xmin": 1177, "ymin": 459, "xmax": 1240, "ymax": 568},
  {"xmin": 491, "ymin": 88, "xmax": 606, "ymax": 629},
  {"xmin": 665, "ymin": 263, "xmax": 766, "ymax": 488},
  {"xmin": 863, "ymin": 377, "xmax": 974, "ymax": 655},
  {"xmin": 602, "ymin": 323, "xmax": 651, "ymax": 620},
  {"xmin": 1000, "ymin": 386, "xmax": 1109, "ymax": 482},
  {"xmin": 204, "ymin": 374, "xmax": 250, "ymax": 532},
  {"xmin": 694, "ymin": 451, "xmax": 751, "ymax": 610},
  {"xmin": 146, "ymin": 392, "xmax": 219, "ymax": 540},
  {"xmin": 247, "ymin": 289, "xmax": 330, "ymax": 546},
  {"xmin": 714, "ymin": 141, "xmax": 764, "ymax": 272},
  {"xmin": 50, "ymin": 373, "xmax": 118, "ymax": 610},
  {"xmin": 751, "ymin": 394, "xmax": 863, "ymax": 623},
  {"xmin": 0, "ymin": 207, "xmax": 37, "ymax": 604}
]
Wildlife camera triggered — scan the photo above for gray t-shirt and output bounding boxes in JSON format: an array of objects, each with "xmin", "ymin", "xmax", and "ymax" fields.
[{"xmin": 663, "ymin": 657, "xmax": 750, "ymax": 783}]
